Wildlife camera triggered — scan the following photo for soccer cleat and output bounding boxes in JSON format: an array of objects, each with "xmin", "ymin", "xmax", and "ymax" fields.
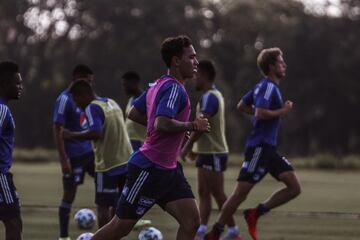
[
  {"xmin": 58, "ymin": 237, "xmax": 71, "ymax": 240},
  {"xmin": 204, "ymin": 231, "xmax": 220, "ymax": 240},
  {"xmin": 194, "ymin": 232, "xmax": 205, "ymax": 240},
  {"xmin": 244, "ymin": 208, "xmax": 259, "ymax": 240}
]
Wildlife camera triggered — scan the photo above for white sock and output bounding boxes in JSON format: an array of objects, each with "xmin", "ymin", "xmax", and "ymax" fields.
[
  {"xmin": 227, "ymin": 226, "xmax": 239, "ymax": 236},
  {"xmin": 197, "ymin": 224, "xmax": 207, "ymax": 234}
]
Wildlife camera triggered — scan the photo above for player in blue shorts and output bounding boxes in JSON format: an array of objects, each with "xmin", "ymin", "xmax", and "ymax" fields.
[
  {"xmin": 181, "ymin": 60, "xmax": 239, "ymax": 240},
  {"xmin": 53, "ymin": 65, "xmax": 95, "ymax": 240},
  {"xmin": 205, "ymin": 48, "xmax": 301, "ymax": 240},
  {"xmin": 122, "ymin": 71, "xmax": 147, "ymax": 151},
  {"xmin": 0, "ymin": 61, "xmax": 23, "ymax": 240}
]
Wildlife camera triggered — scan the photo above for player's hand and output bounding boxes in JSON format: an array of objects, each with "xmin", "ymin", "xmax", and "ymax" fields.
[
  {"xmin": 282, "ymin": 100, "xmax": 293, "ymax": 115},
  {"xmin": 192, "ymin": 116, "xmax": 210, "ymax": 133},
  {"xmin": 61, "ymin": 157, "xmax": 72, "ymax": 175},
  {"xmin": 62, "ymin": 129, "xmax": 73, "ymax": 139}
]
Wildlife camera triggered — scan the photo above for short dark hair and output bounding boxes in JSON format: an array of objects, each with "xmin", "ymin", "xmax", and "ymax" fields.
[
  {"xmin": 161, "ymin": 35, "xmax": 193, "ymax": 68},
  {"xmin": 69, "ymin": 80, "xmax": 93, "ymax": 96},
  {"xmin": 122, "ymin": 71, "xmax": 141, "ymax": 83},
  {"xmin": 257, "ymin": 48, "xmax": 283, "ymax": 76},
  {"xmin": 0, "ymin": 61, "xmax": 19, "ymax": 87},
  {"xmin": 72, "ymin": 64, "xmax": 93, "ymax": 78},
  {"xmin": 198, "ymin": 60, "xmax": 216, "ymax": 82}
]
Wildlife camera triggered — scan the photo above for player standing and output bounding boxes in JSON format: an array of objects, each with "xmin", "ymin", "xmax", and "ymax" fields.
[
  {"xmin": 205, "ymin": 48, "xmax": 301, "ymax": 240},
  {"xmin": 62, "ymin": 80, "xmax": 133, "ymax": 227},
  {"xmin": 53, "ymin": 65, "xmax": 95, "ymax": 240},
  {"xmin": 0, "ymin": 61, "xmax": 23, "ymax": 240},
  {"xmin": 122, "ymin": 71, "xmax": 147, "ymax": 151},
  {"xmin": 181, "ymin": 60, "xmax": 240, "ymax": 240},
  {"xmin": 92, "ymin": 35, "xmax": 210, "ymax": 240}
]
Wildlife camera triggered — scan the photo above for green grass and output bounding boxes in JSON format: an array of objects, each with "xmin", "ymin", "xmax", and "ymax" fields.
[{"xmin": 1, "ymin": 162, "xmax": 360, "ymax": 239}]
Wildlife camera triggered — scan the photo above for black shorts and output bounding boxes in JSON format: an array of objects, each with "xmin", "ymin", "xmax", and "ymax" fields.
[
  {"xmin": 195, "ymin": 153, "xmax": 228, "ymax": 172},
  {"xmin": 238, "ymin": 143, "xmax": 294, "ymax": 183},
  {"xmin": 116, "ymin": 162, "xmax": 194, "ymax": 219},
  {"xmin": 95, "ymin": 166, "xmax": 127, "ymax": 208},
  {"xmin": 63, "ymin": 151, "xmax": 95, "ymax": 191},
  {"xmin": 0, "ymin": 172, "xmax": 21, "ymax": 221}
]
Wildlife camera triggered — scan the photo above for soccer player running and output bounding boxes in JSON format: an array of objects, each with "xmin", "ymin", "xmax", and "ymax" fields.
[
  {"xmin": 205, "ymin": 48, "xmax": 301, "ymax": 240},
  {"xmin": 0, "ymin": 61, "xmax": 23, "ymax": 240},
  {"xmin": 62, "ymin": 80, "xmax": 133, "ymax": 228},
  {"xmin": 122, "ymin": 71, "xmax": 147, "ymax": 151},
  {"xmin": 53, "ymin": 64, "xmax": 95, "ymax": 240},
  {"xmin": 181, "ymin": 60, "xmax": 240, "ymax": 240},
  {"xmin": 92, "ymin": 35, "xmax": 210, "ymax": 240}
]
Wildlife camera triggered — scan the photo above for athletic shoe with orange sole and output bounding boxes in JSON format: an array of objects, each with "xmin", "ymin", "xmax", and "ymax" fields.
[{"xmin": 244, "ymin": 208, "xmax": 259, "ymax": 240}]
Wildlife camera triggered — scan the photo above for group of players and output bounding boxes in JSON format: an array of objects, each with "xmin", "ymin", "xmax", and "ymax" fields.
[{"xmin": 0, "ymin": 34, "xmax": 301, "ymax": 240}]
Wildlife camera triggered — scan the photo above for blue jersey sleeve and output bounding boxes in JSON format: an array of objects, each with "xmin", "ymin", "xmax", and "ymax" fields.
[
  {"xmin": 200, "ymin": 92, "xmax": 219, "ymax": 117},
  {"xmin": 85, "ymin": 104, "xmax": 105, "ymax": 133},
  {"xmin": 53, "ymin": 94, "xmax": 70, "ymax": 125},
  {"xmin": 0, "ymin": 105, "xmax": 9, "ymax": 135},
  {"xmin": 133, "ymin": 91, "xmax": 147, "ymax": 115},
  {"xmin": 156, "ymin": 82, "xmax": 187, "ymax": 118},
  {"xmin": 242, "ymin": 89, "xmax": 254, "ymax": 106},
  {"xmin": 254, "ymin": 82, "xmax": 275, "ymax": 109}
]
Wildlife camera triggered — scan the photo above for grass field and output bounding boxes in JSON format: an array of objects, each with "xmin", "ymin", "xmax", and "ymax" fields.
[{"xmin": 1, "ymin": 162, "xmax": 360, "ymax": 239}]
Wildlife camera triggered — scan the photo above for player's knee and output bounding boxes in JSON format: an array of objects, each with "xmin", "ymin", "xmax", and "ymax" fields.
[
  {"xmin": 288, "ymin": 183, "xmax": 301, "ymax": 198},
  {"xmin": 182, "ymin": 214, "xmax": 200, "ymax": 234},
  {"xmin": 198, "ymin": 185, "xmax": 211, "ymax": 197}
]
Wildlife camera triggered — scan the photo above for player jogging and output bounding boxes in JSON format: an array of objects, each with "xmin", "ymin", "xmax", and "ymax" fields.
[
  {"xmin": 0, "ymin": 61, "xmax": 23, "ymax": 240},
  {"xmin": 53, "ymin": 64, "xmax": 95, "ymax": 240},
  {"xmin": 181, "ymin": 60, "xmax": 240, "ymax": 240},
  {"xmin": 122, "ymin": 71, "xmax": 147, "ymax": 151},
  {"xmin": 62, "ymin": 80, "xmax": 133, "ymax": 227},
  {"xmin": 205, "ymin": 48, "xmax": 301, "ymax": 240},
  {"xmin": 92, "ymin": 35, "xmax": 210, "ymax": 240}
]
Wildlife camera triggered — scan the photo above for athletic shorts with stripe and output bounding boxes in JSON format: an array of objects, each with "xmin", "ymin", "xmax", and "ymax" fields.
[
  {"xmin": 63, "ymin": 151, "xmax": 95, "ymax": 191},
  {"xmin": 195, "ymin": 153, "xmax": 228, "ymax": 172},
  {"xmin": 95, "ymin": 168, "xmax": 127, "ymax": 208},
  {"xmin": 238, "ymin": 143, "xmax": 294, "ymax": 183},
  {"xmin": 116, "ymin": 162, "xmax": 194, "ymax": 219},
  {"xmin": 0, "ymin": 172, "xmax": 20, "ymax": 221}
]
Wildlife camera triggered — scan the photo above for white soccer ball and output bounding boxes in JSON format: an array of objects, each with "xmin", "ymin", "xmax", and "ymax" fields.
[
  {"xmin": 138, "ymin": 227, "xmax": 163, "ymax": 240},
  {"xmin": 76, "ymin": 232, "xmax": 94, "ymax": 240},
  {"xmin": 74, "ymin": 208, "xmax": 96, "ymax": 229}
]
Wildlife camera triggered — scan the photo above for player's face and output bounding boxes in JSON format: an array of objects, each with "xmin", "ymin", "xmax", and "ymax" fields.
[
  {"xmin": 273, "ymin": 55, "xmax": 287, "ymax": 79},
  {"xmin": 194, "ymin": 70, "xmax": 207, "ymax": 91},
  {"xmin": 123, "ymin": 81, "xmax": 138, "ymax": 96},
  {"xmin": 179, "ymin": 45, "xmax": 199, "ymax": 79},
  {"xmin": 8, "ymin": 73, "xmax": 23, "ymax": 100},
  {"xmin": 72, "ymin": 94, "xmax": 90, "ymax": 110}
]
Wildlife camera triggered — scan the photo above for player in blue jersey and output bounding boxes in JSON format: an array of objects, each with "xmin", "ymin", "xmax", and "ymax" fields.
[
  {"xmin": 205, "ymin": 48, "xmax": 301, "ymax": 240},
  {"xmin": 53, "ymin": 64, "xmax": 95, "ymax": 240},
  {"xmin": 0, "ymin": 61, "xmax": 23, "ymax": 240}
]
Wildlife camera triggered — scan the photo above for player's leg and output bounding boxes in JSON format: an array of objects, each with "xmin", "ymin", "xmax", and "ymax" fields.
[
  {"xmin": 91, "ymin": 216, "xmax": 137, "ymax": 240},
  {"xmin": 165, "ymin": 198, "xmax": 200, "ymax": 240},
  {"xmin": 3, "ymin": 217, "xmax": 22, "ymax": 240},
  {"xmin": 197, "ymin": 168, "xmax": 212, "ymax": 231}
]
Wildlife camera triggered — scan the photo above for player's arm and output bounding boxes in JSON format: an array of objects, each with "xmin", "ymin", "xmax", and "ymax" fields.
[
  {"xmin": 255, "ymin": 100, "xmax": 293, "ymax": 119},
  {"xmin": 155, "ymin": 115, "xmax": 209, "ymax": 133},
  {"xmin": 53, "ymin": 95, "xmax": 72, "ymax": 174},
  {"xmin": 237, "ymin": 89, "xmax": 255, "ymax": 115},
  {"xmin": 128, "ymin": 106, "xmax": 147, "ymax": 126},
  {"xmin": 63, "ymin": 104, "xmax": 104, "ymax": 140},
  {"xmin": 128, "ymin": 90, "xmax": 147, "ymax": 126}
]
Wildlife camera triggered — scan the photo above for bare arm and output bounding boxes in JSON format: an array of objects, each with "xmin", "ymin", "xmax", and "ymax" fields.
[
  {"xmin": 53, "ymin": 124, "xmax": 71, "ymax": 174},
  {"xmin": 63, "ymin": 129, "xmax": 103, "ymax": 141},
  {"xmin": 154, "ymin": 115, "xmax": 210, "ymax": 134},
  {"xmin": 237, "ymin": 99, "xmax": 255, "ymax": 115},
  {"xmin": 255, "ymin": 100, "xmax": 293, "ymax": 120},
  {"xmin": 128, "ymin": 106, "xmax": 147, "ymax": 126}
]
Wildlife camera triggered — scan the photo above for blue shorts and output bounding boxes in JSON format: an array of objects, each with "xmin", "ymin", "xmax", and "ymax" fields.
[
  {"xmin": 63, "ymin": 151, "xmax": 95, "ymax": 191},
  {"xmin": 116, "ymin": 160, "xmax": 194, "ymax": 219},
  {"xmin": 238, "ymin": 143, "xmax": 294, "ymax": 183},
  {"xmin": 0, "ymin": 172, "xmax": 20, "ymax": 221},
  {"xmin": 195, "ymin": 153, "xmax": 228, "ymax": 172},
  {"xmin": 130, "ymin": 140, "xmax": 143, "ymax": 152},
  {"xmin": 95, "ymin": 166, "xmax": 127, "ymax": 208}
]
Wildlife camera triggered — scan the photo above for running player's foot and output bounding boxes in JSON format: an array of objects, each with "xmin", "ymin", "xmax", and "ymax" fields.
[
  {"xmin": 221, "ymin": 233, "xmax": 243, "ymax": 240},
  {"xmin": 244, "ymin": 208, "xmax": 259, "ymax": 240},
  {"xmin": 194, "ymin": 231, "xmax": 205, "ymax": 240},
  {"xmin": 58, "ymin": 237, "xmax": 71, "ymax": 240},
  {"xmin": 204, "ymin": 231, "xmax": 220, "ymax": 240},
  {"xmin": 133, "ymin": 219, "xmax": 152, "ymax": 230}
]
